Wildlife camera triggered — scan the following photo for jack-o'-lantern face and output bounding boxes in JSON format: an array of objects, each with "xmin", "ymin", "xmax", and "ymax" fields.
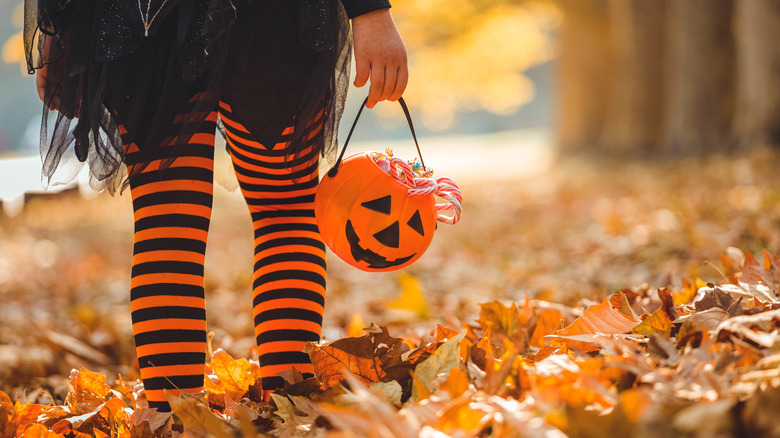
[{"xmin": 315, "ymin": 153, "xmax": 437, "ymax": 272}]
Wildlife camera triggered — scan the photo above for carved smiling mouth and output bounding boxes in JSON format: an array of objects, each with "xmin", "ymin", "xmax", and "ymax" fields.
[{"xmin": 345, "ymin": 220, "xmax": 415, "ymax": 269}]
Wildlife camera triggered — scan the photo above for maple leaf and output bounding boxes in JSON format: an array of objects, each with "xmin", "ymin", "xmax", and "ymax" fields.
[
  {"xmin": 208, "ymin": 349, "xmax": 258, "ymax": 402},
  {"xmin": 306, "ymin": 325, "xmax": 405, "ymax": 389},
  {"xmin": 67, "ymin": 368, "xmax": 112, "ymax": 415}
]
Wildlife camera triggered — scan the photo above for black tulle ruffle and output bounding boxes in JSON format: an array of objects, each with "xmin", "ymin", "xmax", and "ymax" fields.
[{"xmin": 24, "ymin": 0, "xmax": 351, "ymax": 192}]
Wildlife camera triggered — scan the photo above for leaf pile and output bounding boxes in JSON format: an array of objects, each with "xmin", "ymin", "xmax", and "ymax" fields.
[{"xmin": 4, "ymin": 249, "xmax": 780, "ymax": 437}]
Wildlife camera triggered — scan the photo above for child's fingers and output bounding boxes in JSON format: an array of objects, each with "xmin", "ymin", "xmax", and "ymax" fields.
[
  {"xmin": 354, "ymin": 58, "xmax": 370, "ymax": 88},
  {"xmin": 389, "ymin": 66, "xmax": 408, "ymax": 101},
  {"xmin": 380, "ymin": 66, "xmax": 397, "ymax": 102},
  {"xmin": 367, "ymin": 65, "xmax": 385, "ymax": 108}
]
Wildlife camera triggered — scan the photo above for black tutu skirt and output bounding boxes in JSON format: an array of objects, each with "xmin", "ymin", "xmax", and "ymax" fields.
[{"xmin": 24, "ymin": 0, "xmax": 353, "ymax": 191}]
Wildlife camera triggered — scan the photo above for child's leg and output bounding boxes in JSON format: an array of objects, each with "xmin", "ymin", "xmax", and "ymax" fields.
[
  {"xmin": 125, "ymin": 111, "xmax": 218, "ymax": 411},
  {"xmin": 218, "ymin": 101, "xmax": 326, "ymax": 391}
]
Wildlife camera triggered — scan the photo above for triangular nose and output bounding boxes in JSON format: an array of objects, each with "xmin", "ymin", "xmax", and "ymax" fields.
[{"xmin": 373, "ymin": 221, "xmax": 400, "ymax": 248}]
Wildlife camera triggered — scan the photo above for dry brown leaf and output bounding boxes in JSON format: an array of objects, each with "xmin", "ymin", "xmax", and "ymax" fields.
[
  {"xmin": 715, "ymin": 309, "xmax": 780, "ymax": 347},
  {"xmin": 131, "ymin": 407, "xmax": 171, "ymax": 434},
  {"xmin": 678, "ymin": 307, "xmax": 729, "ymax": 333},
  {"xmin": 166, "ymin": 391, "xmax": 234, "ymax": 438},
  {"xmin": 306, "ymin": 326, "xmax": 405, "ymax": 389},
  {"xmin": 609, "ymin": 291, "xmax": 638, "ymax": 320}
]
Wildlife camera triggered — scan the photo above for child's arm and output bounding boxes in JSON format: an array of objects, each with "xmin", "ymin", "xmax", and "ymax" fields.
[{"xmin": 351, "ymin": 8, "xmax": 408, "ymax": 109}]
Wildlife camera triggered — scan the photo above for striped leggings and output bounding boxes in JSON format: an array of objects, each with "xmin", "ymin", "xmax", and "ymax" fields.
[{"xmin": 125, "ymin": 102, "xmax": 326, "ymax": 411}]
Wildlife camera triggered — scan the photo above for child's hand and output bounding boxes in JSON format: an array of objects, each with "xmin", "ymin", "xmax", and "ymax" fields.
[{"xmin": 351, "ymin": 9, "xmax": 408, "ymax": 109}]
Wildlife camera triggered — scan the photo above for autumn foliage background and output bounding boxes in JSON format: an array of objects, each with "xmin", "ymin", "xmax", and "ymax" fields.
[{"xmin": 4, "ymin": 0, "xmax": 780, "ymax": 437}]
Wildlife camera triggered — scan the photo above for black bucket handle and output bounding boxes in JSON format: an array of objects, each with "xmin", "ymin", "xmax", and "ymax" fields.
[{"xmin": 327, "ymin": 96, "xmax": 426, "ymax": 178}]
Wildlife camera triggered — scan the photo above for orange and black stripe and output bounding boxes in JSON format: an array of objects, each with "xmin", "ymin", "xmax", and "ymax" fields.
[
  {"xmin": 125, "ymin": 110, "xmax": 218, "ymax": 411},
  {"xmin": 125, "ymin": 101, "xmax": 327, "ymax": 411},
  {"xmin": 219, "ymin": 102, "xmax": 326, "ymax": 390}
]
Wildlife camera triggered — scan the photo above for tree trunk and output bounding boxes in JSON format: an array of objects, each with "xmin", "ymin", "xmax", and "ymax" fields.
[
  {"xmin": 734, "ymin": 0, "xmax": 780, "ymax": 149},
  {"xmin": 662, "ymin": 0, "xmax": 736, "ymax": 154},
  {"xmin": 556, "ymin": 0, "xmax": 612, "ymax": 151},
  {"xmin": 602, "ymin": 0, "xmax": 667, "ymax": 153}
]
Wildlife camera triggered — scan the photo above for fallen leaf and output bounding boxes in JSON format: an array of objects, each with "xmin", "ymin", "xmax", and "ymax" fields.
[
  {"xmin": 677, "ymin": 308, "xmax": 729, "ymax": 333},
  {"xmin": 412, "ymin": 332, "xmax": 466, "ymax": 400},
  {"xmin": 715, "ymin": 309, "xmax": 780, "ymax": 347},
  {"xmin": 13, "ymin": 402, "xmax": 44, "ymax": 437},
  {"xmin": 270, "ymin": 394, "xmax": 311, "ymax": 430},
  {"xmin": 609, "ymin": 292, "xmax": 638, "ymax": 320},
  {"xmin": 368, "ymin": 381, "xmax": 403, "ymax": 408},
  {"xmin": 166, "ymin": 391, "xmax": 234, "ymax": 438},
  {"xmin": 0, "ymin": 392, "xmax": 13, "ymax": 438},
  {"xmin": 557, "ymin": 298, "xmax": 638, "ymax": 337},
  {"xmin": 306, "ymin": 326, "xmax": 405, "ymax": 388},
  {"xmin": 478, "ymin": 301, "xmax": 531, "ymax": 347},
  {"xmin": 131, "ymin": 407, "xmax": 171, "ymax": 436},
  {"xmin": 209, "ymin": 349, "xmax": 257, "ymax": 401},
  {"xmin": 631, "ymin": 289, "xmax": 676, "ymax": 338},
  {"xmin": 19, "ymin": 424, "xmax": 64, "ymax": 438},
  {"xmin": 67, "ymin": 368, "xmax": 111, "ymax": 414}
]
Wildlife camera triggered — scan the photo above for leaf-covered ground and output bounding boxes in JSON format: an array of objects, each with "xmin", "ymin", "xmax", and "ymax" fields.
[{"xmin": 2, "ymin": 148, "xmax": 780, "ymax": 437}]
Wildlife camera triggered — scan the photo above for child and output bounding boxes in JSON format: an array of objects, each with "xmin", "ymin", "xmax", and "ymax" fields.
[{"xmin": 25, "ymin": 0, "xmax": 407, "ymax": 411}]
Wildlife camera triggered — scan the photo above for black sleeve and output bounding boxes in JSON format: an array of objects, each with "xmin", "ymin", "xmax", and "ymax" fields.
[{"xmin": 340, "ymin": 0, "xmax": 391, "ymax": 19}]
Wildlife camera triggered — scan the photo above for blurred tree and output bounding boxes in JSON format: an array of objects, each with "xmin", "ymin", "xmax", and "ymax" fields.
[
  {"xmin": 556, "ymin": 0, "xmax": 612, "ymax": 151},
  {"xmin": 602, "ymin": 0, "xmax": 666, "ymax": 154},
  {"xmin": 558, "ymin": 0, "xmax": 780, "ymax": 154},
  {"xmin": 663, "ymin": 0, "xmax": 735, "ymax": 154},
  {"xmin": 734, "ymin": 0, "xmax": 780, "ymax": 149}
]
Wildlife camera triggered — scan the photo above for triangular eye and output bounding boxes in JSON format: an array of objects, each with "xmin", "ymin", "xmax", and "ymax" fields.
[
  {"xmin": 407, "ymin": 210, "xmax": 424, "ymax": 236},
  {"xmin": 373, "ymin": 222, "xmax": 400, "ymax": 248},
  {"xmin": 361, "ymin": 195, "xmax": 392, "ymax": 214}
]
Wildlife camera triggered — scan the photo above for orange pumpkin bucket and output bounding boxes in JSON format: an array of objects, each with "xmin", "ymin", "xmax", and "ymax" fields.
[{"xmin": 315, "ymin": 98, "xmax": 462, "ymax": 272}]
